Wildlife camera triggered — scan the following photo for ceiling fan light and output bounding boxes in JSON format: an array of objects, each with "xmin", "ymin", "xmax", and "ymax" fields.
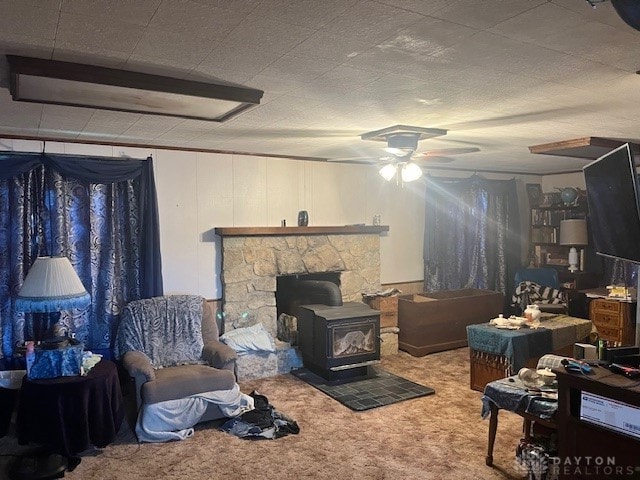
[
  {"xmin": 379, "ymin": 163, "xmax": 397, "ymax": 181},
  {"xmin": 401, "ymin": 162, "xmax": 423, "ymax": 182}
]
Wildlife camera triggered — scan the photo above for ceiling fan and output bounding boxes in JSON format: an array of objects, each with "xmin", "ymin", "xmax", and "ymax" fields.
[{"xmin": 331, "ymin": 125, "xmax": 480, "ymax": 184}]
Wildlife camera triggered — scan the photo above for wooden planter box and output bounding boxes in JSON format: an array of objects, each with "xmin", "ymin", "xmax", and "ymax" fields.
[{"xmin": 398, "ymin": 288, "xmax": 504, "ymax": 357}]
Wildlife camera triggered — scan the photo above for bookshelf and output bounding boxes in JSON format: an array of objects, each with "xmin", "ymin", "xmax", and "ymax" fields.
[{"xmin": 530, "ymin": 205, "xmax": 587, "ymax": 267}]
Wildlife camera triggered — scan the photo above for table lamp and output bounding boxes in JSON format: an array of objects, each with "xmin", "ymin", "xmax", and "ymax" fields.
[
  {"xmin": 15, "ymin": 256, "xmax": 90, "ymax": 341},
  {"xmin": 10, "ymin": 256, "xmax": 91, "ymax": 479},
  {"xmin": 559, "ymin": 219, "xmax": 588, "ymax": 273}
]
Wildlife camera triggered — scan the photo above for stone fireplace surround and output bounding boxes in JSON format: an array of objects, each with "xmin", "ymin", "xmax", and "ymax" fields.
[{"xmin": 215, "ymin": 226, "xmax": 389, "ymax": 379}]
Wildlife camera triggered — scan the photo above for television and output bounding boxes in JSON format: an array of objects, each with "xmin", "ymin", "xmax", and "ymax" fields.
[{"xmin": 583, "ymin": 143, "xmax": 640, "ymax": 264}]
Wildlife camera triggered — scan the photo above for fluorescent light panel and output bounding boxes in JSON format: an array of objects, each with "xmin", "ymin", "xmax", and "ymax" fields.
[{"xmin": 7, "ymin": 55, "xmax": 264, "ymax": 122}]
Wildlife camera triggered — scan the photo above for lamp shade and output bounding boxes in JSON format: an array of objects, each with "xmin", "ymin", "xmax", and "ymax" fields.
[
  {"xmin": 15, "ymin": 256, "xmax": 90, "ymax": 312},
  {"xmin": 559, "ymin": 219, "xmax": 588, "ymax": 246}
]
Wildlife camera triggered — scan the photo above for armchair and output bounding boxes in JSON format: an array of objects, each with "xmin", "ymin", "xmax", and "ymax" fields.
[
  {"xmin": 115, "ymin": 295, "xmax": 246, "ymax": 442},
  {"xmin": 511, "ymin": 268, "xmax": 567, "ymax": 315}
]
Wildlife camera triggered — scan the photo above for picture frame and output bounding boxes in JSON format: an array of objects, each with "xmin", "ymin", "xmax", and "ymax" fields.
[{"xmin": 526, "ymin": 183, "xmax": 543, "ymax": 207}]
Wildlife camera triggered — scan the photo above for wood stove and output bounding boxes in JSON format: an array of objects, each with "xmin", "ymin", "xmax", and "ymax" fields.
[
  {"xmin": 297, "ymin": 302, "xmax": 380, "ymax": 380},
  {"xmin": 277, "ymin": 275, "xmax": 380, "ymax": 380}
]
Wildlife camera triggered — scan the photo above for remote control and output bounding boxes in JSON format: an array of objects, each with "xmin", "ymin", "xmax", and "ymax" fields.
[{"xmin": 609, "ymin": 363, "xmax": 640, "ymax": 378}]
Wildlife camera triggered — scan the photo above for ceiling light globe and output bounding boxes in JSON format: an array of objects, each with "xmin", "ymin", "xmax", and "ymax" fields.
[
  {"xmin": 401, "ymin": 162, "xmax": 423, "ymax": 182},
  {"xmin": 379, "ymin": 164, "xmax": 397, "ymax": 181}
]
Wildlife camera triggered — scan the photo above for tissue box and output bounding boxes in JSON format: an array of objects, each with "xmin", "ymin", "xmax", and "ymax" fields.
[
  {"xmin": 29, "ymin": 344, "xmax": 83, "ymax": 379},
  {"xmin": 573, "ymin": 343, "xmax": 597, "ymax": 360}
]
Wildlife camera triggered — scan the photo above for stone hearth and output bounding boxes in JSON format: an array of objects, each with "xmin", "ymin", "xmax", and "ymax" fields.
[
  {"xmin": 216, "ymin": 226, "xmax": 387, "ymax": 336},
  {"xmin": 215, "ymin": 226, "xmax": 389, "ymax": 379}
]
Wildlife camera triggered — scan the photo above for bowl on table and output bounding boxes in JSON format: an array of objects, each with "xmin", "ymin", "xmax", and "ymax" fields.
[{"xmin": 536, "ymin": 368, "xmax": 557, "ymax": 385}]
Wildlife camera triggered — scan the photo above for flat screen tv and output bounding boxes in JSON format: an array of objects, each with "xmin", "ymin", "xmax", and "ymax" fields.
[{"xmin": 583, "ymin": 143, "xmax": 640, "ymax": 264}]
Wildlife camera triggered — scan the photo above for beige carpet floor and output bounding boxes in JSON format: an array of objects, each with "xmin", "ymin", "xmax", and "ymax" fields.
[{"xmin": 0, "ymin": 348, "xmax": 526, "ymax": 480}]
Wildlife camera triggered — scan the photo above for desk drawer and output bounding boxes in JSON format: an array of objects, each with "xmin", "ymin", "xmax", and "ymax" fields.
[
  {"xmin": 594, "ymin": 325, "xmax": 622, "ymax": 342},
  {"xmin": 592, "ymin": 299, "xmax": 621, "ymax": 314},
  {"xmin": 592, "ymin": 312, "xmax": 622, "ymax": 329}
]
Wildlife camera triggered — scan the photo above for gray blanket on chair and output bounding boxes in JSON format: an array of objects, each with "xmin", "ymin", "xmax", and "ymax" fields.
[{"xmin": 115, "ymin": 295, "xmax": 205, "ymax": 368}]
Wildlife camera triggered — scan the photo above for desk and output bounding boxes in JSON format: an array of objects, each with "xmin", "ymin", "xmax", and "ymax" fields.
[
  {"xmin": 482, "ymin": 375, "xmax": 558, "ymax": 467},
  {"xmin": 467, "ymin": 315, "xmax": 592, "ymax": 391},
  {"xmin": 17, "ymin": 359, "xmax": 124, "ymax": 458},
  {"xmin": 555, "ymin": 366, "xmax": 640, "ymax": 479}
]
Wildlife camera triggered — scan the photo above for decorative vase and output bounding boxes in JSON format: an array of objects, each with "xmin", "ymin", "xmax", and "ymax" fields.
[
  {"xmin": 297, "ymin": 210, "xmax": 308, "ymax": 227},
  {"xmin": 524, "ymin": 304, "xmax": 541, "ymax": 327}
]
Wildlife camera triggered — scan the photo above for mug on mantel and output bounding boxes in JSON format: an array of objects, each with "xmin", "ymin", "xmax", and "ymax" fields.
[{"xmin": 297, "ymin": 210, "xmax": 309, "ymax": 226}]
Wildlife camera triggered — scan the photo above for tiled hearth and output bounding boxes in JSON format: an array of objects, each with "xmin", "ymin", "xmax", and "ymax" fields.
[{"xmin": 215, "ymin": 226, "xmax": 389, "ymax": 379}]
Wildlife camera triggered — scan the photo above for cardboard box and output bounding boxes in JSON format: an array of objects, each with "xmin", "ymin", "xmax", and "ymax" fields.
[{"xmin": 364, "ymin": 295, "xmax": 398, "ymax": 328}]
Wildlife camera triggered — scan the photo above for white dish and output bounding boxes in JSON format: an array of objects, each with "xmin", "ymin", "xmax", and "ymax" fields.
[
  {"xmin": 508, "ymin": 316, "xmax": 527, "ymax": 327},
  {"xmin": 490, "ymin": 316, "xmax": 509, "ymax": 327}
]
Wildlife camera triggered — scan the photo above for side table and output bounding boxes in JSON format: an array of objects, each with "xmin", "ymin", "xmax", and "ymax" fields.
[
  {"xmin": 17, "ymin": 359, "xmax": 124, "ymax": 460},
  {"xmin": 467, "ymin": 315, "xmax": 592, "ymax": 391},
  {"xmin": 482, "ymin": 376, "xmax": 558, "ymax": 467}
]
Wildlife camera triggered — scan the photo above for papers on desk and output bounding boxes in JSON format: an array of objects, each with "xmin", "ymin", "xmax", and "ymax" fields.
[{"xmin": 584, "ymin": 289, "xmax": 635, "ymax": 302}]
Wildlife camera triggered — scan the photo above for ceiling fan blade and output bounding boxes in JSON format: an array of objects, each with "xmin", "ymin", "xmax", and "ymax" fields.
[
  {"xmin": 414, "ymin": 147, "xmax": 480, "ymax": 157},
  {"xmin": 325, "ymin": 156, "xmax": 380, "ymax": 164},
  {"xmin": 414, "ymin": 156, "xmax": 455, "ymax": 164}
]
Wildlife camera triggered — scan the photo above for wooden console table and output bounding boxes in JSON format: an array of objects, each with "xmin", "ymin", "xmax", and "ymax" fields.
[{"xmin": 467, "ymin": 315, "xmax": 592, "ymax": 392}]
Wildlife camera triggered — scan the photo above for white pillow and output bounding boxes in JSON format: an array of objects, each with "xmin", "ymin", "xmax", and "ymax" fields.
[{"xmin": 220, "ymin": 323, "xmax": 276, "ymax": 355}]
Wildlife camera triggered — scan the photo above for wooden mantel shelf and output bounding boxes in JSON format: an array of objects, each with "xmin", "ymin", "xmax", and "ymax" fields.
[{"xmin": 214, "ymin": 225, "xmax": 389, "ymax": 237}]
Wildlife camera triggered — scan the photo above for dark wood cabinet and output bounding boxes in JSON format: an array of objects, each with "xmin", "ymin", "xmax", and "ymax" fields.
[
  {"xmin": 559, "ymin": 271, "xmax": 599, "ymax": 319},
  {"xmin": 555, "ymin": 367, "xmax": 640, "ymax": 479},
  {"xmin": 558, "ymin": 270, "xmax": 598, "ymax": 291}
]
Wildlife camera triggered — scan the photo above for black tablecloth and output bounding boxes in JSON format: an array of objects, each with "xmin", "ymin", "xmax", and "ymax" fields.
[
  {"xmin": 17, "ymin": 359, "xmax": 124, "ymax": 456},
  {"xmin": 481, "ymin": 376, "xmax": 558, "ymax": 420}
]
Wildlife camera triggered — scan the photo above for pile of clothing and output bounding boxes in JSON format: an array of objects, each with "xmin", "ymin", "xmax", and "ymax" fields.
[{"xmin": 220, "ymin": 391, "xmax": 299, "ymax": 440}]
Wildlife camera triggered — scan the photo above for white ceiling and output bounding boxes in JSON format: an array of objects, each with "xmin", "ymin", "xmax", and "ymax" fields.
[{"xmin": 1, "ymin": 0, "xmax": 640, "ymax": 174}]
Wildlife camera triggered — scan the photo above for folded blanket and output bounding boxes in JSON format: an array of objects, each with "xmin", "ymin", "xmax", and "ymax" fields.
[
  {"xmin": 135, "ymin": 383, "xmax": 254, "ymax": 442},
  {"xmin": 511, "ymin": 281, "xmax": 564, "ymax": 311}
]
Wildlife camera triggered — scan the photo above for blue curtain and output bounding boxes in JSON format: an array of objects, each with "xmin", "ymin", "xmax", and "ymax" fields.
[
  {"xmin": 0, "ymin": 152, "xmax": 163, "ymax": 360},
  {"xmin": 423, "ymin": 174, "xmax": 521, "ymax": 304},
  {"xmin": 601, "ymin": 258, "xmax": 638, "ymax": 287}
]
